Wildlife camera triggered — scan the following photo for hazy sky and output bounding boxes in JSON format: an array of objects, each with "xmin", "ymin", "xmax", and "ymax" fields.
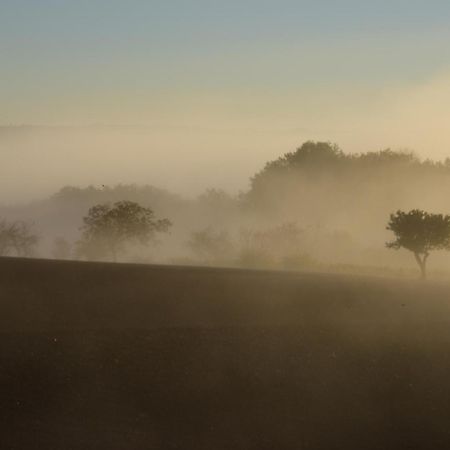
[{"xmin": 2, "ymin": 1, "xmax": 450, "ymax": 201}]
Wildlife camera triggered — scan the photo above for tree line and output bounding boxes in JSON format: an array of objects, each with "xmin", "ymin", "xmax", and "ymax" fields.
[
  {"xmin": 2, "ymin": 141, "xmax": 450, "ymax": 278},
  {"xmin": 2, "ymin": 201, "xmax": 449, "ymax": 280}
]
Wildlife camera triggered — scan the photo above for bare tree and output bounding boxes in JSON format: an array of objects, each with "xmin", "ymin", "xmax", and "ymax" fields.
[{"xmin": 0, "ymin": 220, "xmax": 39, "ymax": 257}]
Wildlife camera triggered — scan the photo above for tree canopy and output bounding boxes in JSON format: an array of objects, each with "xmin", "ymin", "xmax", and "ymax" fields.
[
  {"xmin": 77, "ymin": 201, "xmax": 171, "ymax": 261},
  {"xmin": 386, "ymin": 209, "xmax": 450, "ymax": 278}
]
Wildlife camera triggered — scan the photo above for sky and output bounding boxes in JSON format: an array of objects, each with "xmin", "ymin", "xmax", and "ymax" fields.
[{"xmin": 2, "ymin": 0, "xmax": 450, "ymax": 201}]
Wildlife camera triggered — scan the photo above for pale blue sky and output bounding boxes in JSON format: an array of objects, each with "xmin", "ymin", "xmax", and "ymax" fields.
[{"xmin": 2, "ymin": 0, "xmax": 450, "ymax": 124}]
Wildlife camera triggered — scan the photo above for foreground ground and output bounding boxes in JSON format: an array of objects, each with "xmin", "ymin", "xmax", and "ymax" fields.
[{"xmin": 1, "ymin": 257, "xmax": 450, "ymax": 449}]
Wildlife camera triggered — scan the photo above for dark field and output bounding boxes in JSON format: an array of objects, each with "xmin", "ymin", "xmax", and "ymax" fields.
[{"xmin": 2, "ymin": 258, "xmax": 450, "ymax": 449}]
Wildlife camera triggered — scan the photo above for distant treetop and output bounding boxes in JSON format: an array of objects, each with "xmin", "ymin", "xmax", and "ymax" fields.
[
  {"xmin": 254, "ymin": 141, "xmax": 424, "ymax": 179},
  {"xmin": 246, "ymin": 141, "xmax": 450, "ymax": 209}
]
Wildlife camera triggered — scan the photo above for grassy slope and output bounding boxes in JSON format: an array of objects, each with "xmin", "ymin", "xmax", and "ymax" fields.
[{"xmin": 1, "ymin": 257, "xmax": 450, "ymax": 449}]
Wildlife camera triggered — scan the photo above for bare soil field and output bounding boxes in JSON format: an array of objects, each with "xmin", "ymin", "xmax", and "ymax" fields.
[{"xmin": 1, "ymin": 257, "xmax": 450, "ymax": 449}]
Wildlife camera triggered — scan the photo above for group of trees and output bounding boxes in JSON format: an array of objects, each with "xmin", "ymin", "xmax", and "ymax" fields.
[
  {"xmin": 244, "ymin": 142, "xmax": 450, "ymax": 247},
  {"xmin": 4, "ymin": 141, "xmax": 450, "ymax": 280},
  {"xmin": 4, "ymin": 200, "xmax": 450, "ymax": 280},
  {"xmin": 186, "ymin": 210, "xmax": 450, "ymax": 278},
  {"xmin": 248, "ymin": 141, "xmax": 450, "ymax": 202},
  {"xmin": 0, "ymin": 201, "xmax": 171, "ymax": 262},
  {"xmin": 188, "ymin": 222, "xmax": 315, "ymax": 270}
]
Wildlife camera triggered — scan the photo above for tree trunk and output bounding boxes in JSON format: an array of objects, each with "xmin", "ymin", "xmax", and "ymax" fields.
[{"xmin": 414, "ymin": 252, "xmax": 428, "ymax": 280}]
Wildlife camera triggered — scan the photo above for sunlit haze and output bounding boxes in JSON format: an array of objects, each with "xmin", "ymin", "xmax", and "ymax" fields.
[{"xmin": 2, "ymin": 1, "xmax": 450, "ymax": 201}]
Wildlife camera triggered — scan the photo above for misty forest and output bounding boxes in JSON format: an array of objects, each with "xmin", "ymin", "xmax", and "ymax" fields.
[{"xmin": 3, "ymin": 141, "xmax": 450, "ymax": 279}]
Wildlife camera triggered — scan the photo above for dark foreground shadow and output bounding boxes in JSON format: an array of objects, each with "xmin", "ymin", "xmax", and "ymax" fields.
[{"xmin": 1, "ymin": 257, "xmax": 450, "ymax": 449}]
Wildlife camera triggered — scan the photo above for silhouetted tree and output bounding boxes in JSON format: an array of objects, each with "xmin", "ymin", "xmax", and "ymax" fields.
[
  {"xmin": 0, "ymin": 220, "xmax": 39, "ymax": 257},
  {"xmin": 386, "ymin": 210, "xmax": 450, "ymax": 279},
  {"xmin": 77, "ymin": 201, "xmax": 171, "ymax": 261},
  {"xmin": 248, "ymin": 141, "xmax": 344, "ymax": 199}
]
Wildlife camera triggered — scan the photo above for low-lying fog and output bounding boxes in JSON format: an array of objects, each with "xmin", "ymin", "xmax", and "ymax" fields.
[
  {"xmin": 2, "ymin": 133, "xmax": 450, "ymax": 278},
  {"xmin": 0, "ymin": 125, "xmax": 266, "ymax": 203}
]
